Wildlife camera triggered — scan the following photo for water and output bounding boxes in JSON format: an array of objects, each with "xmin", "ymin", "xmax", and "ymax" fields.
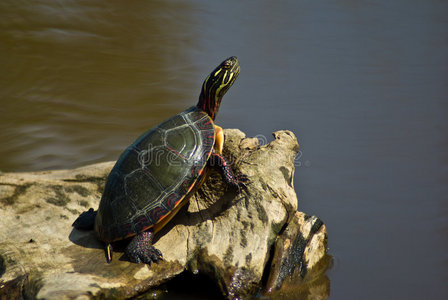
[{"xmin": 1, "ymin": 0, "xmax": 447, "ymax": 299}]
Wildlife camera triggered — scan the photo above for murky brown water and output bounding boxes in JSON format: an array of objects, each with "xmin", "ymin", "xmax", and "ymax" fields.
[{"xmin": 1, "ymin": 0, "xmax": 447, "ymax": 299}]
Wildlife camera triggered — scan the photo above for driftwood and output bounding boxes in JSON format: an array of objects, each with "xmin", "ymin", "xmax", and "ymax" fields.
[{"xmin": 0, "ymin": 129, "xmax": 328, "ymax": 299}]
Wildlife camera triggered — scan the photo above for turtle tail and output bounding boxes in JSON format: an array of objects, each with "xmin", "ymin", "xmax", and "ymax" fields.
[{"xmin": 105, "ymin": 243, "xmax": 113, "ymax": 263}]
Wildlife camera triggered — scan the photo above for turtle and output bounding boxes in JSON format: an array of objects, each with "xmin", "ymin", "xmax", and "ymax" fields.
[{"xmin": 72, "ymin": 56, "xmax": 247, "ymax": 264}]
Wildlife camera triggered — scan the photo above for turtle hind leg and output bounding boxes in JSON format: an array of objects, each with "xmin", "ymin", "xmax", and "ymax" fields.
[
  {"xmin": 72, "ymin": 208, "xmax": 97, "ymax": 230},
  {"xmin": 125, "ymin": 229, "xmax": 163, "ymax": 264}
]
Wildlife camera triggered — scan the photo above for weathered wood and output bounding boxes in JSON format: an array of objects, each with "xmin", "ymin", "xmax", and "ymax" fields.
[{"xmin": 0, "ymin": 129, "xmax": 329, "ymax": 299}]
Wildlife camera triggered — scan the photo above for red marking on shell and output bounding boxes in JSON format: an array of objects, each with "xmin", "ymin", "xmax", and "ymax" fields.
[
  {"xmin": 166, "ymin": 147, "xmax": 185, "ymax": 160},
  {"xmin": 174, "ymin": 194, "xmax": 186, "ymax": 206},
  {"xmin": 165, "ymin": 193, "xmax": 178, "ymax": 209},
  {"xmin": 151, "ymin": 207, "xmax": 167, "ymax": 224},
  {"xmin": 134, "ymin": 215, "xmax": 151, "ymax": 232}
]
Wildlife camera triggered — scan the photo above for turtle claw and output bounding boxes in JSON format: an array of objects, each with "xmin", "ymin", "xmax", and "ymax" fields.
[
  {"xmin": 125, "ymin": 230, "xmax": 163, "ymax": 265},
  {"xmin": 235, "ymin": 174, "xmax": 249, "ymax": 192},
  {"xmin": 127, "ymin": 246, "xmax": 163, "ymax": 264},
  {"xmin": 237, "ymin": 182, "xmax": 248, "ymax": 192},
  {"xmin": 148, "ymin": 247, "xmax": 164, "ymax": 263},
  {"xmin": 237, "ymin": 174, "xmax": 249, "ymax": 183}
]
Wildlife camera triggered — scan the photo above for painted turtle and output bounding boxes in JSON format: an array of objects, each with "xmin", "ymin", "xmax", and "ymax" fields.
[{"xmin": 73, "ymin": 56, "xmax": 247, "ymax": 264}]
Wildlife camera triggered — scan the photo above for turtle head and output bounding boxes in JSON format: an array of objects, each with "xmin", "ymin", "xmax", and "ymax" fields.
[{"xmin": 197, "ymin": 56, "xmax": 240, "ymax": 120}]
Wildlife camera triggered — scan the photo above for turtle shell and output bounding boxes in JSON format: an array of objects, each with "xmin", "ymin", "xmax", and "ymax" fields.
[{"xmin": 94, "ymin": 106, "xmax": 215, "ymax": 242}]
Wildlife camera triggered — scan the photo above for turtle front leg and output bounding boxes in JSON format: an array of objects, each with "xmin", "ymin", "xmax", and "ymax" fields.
[
  {"xmin": 209, "ymin": 153, "xmax": 248, "ymax": 190},
  {"xmin": 125, "ymin": 229, "xmax": 163, "ymax": 264},
  {"xmin": 212, "ymin": 125, "xmax": 248, "ymax": 190}
]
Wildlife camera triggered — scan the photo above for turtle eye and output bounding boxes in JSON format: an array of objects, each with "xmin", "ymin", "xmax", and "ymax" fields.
[{"xmin": 223, "ymin": 60, "xmax": 232, "ymax": 69}]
